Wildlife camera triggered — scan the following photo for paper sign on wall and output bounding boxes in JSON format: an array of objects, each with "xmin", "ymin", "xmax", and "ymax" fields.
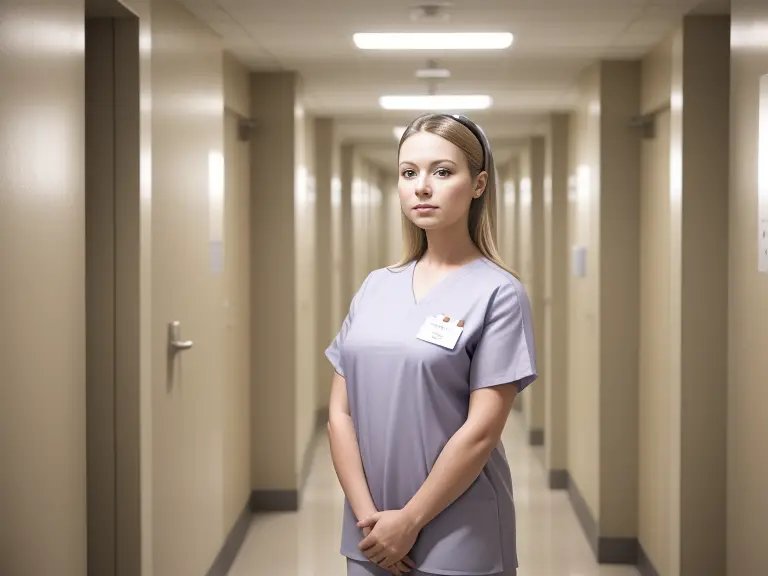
[
  {"xmin": 759, "ymin": 75, "xmax": 768, "ymax": 274},
  {"xmin": 571, "ymin": 245, "xmax": 587, "ymax": 278}
]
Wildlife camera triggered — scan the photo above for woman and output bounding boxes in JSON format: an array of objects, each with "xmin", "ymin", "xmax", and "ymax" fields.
[{"xmin": 325, "ymin": 113, "xmax": 537, "ymax": 576}]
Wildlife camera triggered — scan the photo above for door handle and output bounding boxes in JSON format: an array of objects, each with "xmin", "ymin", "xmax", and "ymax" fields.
[{"xmin": 168, "ymin": 321, "xmax": 194, "ymax": 353}]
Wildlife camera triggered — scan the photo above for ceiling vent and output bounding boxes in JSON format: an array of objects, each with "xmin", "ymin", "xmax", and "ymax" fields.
[{"xmin": 410, "ymin": 3, "xmax": 453, "ymax": 23}]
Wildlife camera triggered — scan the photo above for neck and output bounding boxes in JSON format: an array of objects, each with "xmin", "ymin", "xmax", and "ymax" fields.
[{"xmin": 422, "ymin": 218, "xmax": 480, "ymax": 267}]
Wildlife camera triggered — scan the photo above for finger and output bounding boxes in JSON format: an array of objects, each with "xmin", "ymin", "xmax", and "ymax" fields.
[
  {"xmin": 364, "ymin": 544, "xmax": 385, "ymax": 561},
  {"xmin": 359, "ymin": 534, "xmax": 378, "ymax": 551},
  {"xmin": 385, "ymin": 556, "xmax": 404, "ymax": 571},
  {"xmin": 369, "ymin": 550, "xmax": 387, "ymax": 564},
  {"xmin": 395, "ymin": 560, "xmax": 411, "ymax": 573},
  {"xmin": 403, "ymin": 556, "xmax": 417, "ymax": 568},
  {"xmin": 357, "ymin": 513, "xmax": 379, "ymax": 528}
]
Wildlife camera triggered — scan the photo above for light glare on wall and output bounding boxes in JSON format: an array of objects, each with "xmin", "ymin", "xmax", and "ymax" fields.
[
  {"xmin": 393, "ymin": 126, "xmax": 407, "ymax": 139},
  {"xmin": 353, "ymin": 32, "xmax": 513, "ymax": 50},
  {"xmin": 380, "ymin": 95, "xmax": 492, "ymax": 110}
]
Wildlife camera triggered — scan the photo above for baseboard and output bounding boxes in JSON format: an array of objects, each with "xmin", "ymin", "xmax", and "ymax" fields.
[
  {"xmin": 567, "ymin": 471, "xmax": 599, "ymax": 554},
  {"xmin": 206, "ymin": 499, "xmax": 252, "ymax": 576},
  {"xmin": 548, "ymin": 469, "xmax": 568, "ymax": 490},
  {"xmin": 597, "ymin": 537, "xmax": 637, "ymax": 565},
  {"xmin": 528, "ymin": 428, "xmax": 544, "ymax": 446},
  {"xmin": 249, "ymin": 489, "xmax": 299, "ymax": 512},
  {"xmin": 252, "ymin": 413, "xmax": 328, "ymax": 514},
  {"xmin": 566, "ymin": 472, "xmax": 638, "ymax": 565},
  {"xmin": 637, "ymin": 543, "xmax": 660, "ymax": 576}
]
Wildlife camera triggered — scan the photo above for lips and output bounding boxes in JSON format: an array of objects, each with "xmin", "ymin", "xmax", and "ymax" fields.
[{"xmin": 413, "ymin": 204, "xmax": 437, "ymax": 211}]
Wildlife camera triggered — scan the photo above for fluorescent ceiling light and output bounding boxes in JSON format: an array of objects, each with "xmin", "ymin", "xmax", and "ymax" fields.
[
  {"xmin": 393, "ymin": 126, "xmax": 407, "ymax": 139},
  {"xmin": 380, "ymin": 95, "xmax": 492, "ymax": 111},
  {"xmin": 353, "ymin": 32, "xmax": 513, "ymax": 50}
]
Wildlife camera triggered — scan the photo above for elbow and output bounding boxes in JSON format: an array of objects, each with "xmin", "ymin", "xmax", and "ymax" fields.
[
  {"xmin": 464, "ymin": 425, "xmax": 501, "ymax": 457},
  {"xmin": 327, "ymin": 410, "xmax": 350, "ymax": 437}
]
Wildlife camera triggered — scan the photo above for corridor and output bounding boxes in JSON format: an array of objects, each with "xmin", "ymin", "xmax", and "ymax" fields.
[
  {"xmin": 3, "ymin": 0, "xmax": 768, "ymax": 575},
  {"xmin": 229, "ymin": 411, "xmax": 639, "ymax": 576}
]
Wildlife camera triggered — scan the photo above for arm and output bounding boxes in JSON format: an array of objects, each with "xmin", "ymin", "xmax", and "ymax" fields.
[
  {"xmin": 401, "ymin": 383, "xmax": 518, "ymax": 531},
  {"xmin": 327, "ymin": 370, "xmax": 378, "ymax": 523}
]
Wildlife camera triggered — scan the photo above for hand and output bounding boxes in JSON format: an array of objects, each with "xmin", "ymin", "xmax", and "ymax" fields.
[
  {"xmin": 357, "ymin": 510, "xmax": 420, "ymax": 573},
  {"xmin": 362, "ymin": 526, "xmax": 413, "ymax": 575}
]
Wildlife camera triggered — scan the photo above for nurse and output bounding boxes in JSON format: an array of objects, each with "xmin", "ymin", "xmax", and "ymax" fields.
[{"xmin": 326, "ymin": 113, "xmax": 538, "ymax": 576}]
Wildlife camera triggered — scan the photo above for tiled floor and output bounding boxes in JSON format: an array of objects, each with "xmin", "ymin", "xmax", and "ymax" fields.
[{"xmin": 229, "ymin": 411, "xmax": 640, "ymax": 576}]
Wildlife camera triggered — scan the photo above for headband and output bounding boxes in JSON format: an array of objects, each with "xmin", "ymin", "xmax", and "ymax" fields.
[{"xmin": 443, "ymin": 114, "xmax": 491, "ymax": 173}]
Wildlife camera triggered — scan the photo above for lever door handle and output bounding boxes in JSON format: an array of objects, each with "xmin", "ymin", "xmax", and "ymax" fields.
[{"xmin": 168, "ymin": 321, "xmax": 194, "ymax": 353}]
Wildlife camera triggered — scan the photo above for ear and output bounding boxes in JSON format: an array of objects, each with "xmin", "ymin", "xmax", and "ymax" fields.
[{"xmin": 473, "ymin": 171, "xmax": 488, "ymax": 198}]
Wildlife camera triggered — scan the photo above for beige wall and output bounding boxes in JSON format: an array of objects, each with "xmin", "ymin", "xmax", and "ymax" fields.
[
  {"xmin": 222, "ymin": 51, "xmax": 253, "ymax": 539},
  {"xmin": 639, "ymin": 32, "xmax": 676, "ymax": 573},
  {"xmin": 499, "ymin": 159, "xmax": 520, "ymax": 270},
  {"xmin": 544, "ymin": 114, "xmax": 570, "ymax": 484},
  {"xmin": 249, "ymin": 70, "xmax": 299, "ymax": 494},
  {"xmin": 146, "ymin": 0, "xmax": 232, "ymax": 573},
  {"xmin": 340, "ymin": 143, "xmax": 356, "ymax": 308},
  {"xmin": 386, "ymin": 173, "xmax": 403, "ymax": 265},
  {"xmin": 294, "ymin": 93, "xmax": 318, "ymax": 481},
  {"xmin": 567, "ymin": 60, "xmax": 642, "ymax": 554},
  {"xmin": 85, "ymin": 11, "xmax": 145, "ymax": 575},
  {"xmin": 351, "ymin": 152, "xmax": 388, "ymax": 284},
  {"xmin": 314, "ymin": 117, "xmax": 336, "ymax": 412},
  {"xmin": 729, "ymin": 1, "xmax": 768, "ymax": 573},
  {"xmin": 0, "ymin": 2, "xmax": 88, "ymax": 574},
  {"xmin": 568, "ymin": 63, "xmax": 602, "ymax": 521},
  {"xmin": 519, "ymin": 138, "xmax": 547, "ymax": 440},
  {"xmin": 638, "ymin": 16, "xmax": 729, "ymax": 575}
]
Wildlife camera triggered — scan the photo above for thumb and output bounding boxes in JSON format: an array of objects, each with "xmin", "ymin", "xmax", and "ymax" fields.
[{"xmin": 357, "ymin": 513, "xmax": 380, "ymax": 528}]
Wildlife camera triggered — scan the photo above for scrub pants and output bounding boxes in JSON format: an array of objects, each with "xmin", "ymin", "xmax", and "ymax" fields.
[{"xmin": 346, "ymin": 558, "xmax": 514, "ymax": 576}]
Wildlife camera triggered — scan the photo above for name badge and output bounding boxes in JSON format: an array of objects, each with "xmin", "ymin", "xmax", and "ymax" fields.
[{"xmin": 417, "ymin": 314, "xmax": 464, "ymax": 350}]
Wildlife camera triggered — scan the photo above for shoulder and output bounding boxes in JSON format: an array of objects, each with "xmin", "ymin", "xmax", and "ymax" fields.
[
  {"xmin": 472, "ymin": 259, "xmax": 531, "ymax": 315},
  {"xmin": 474, "ymin": 259, "xmax": 527, "ymax": 294},
  {"xmin": 354, "ymin": 263, "xmax": 411, "ymax": 297}
]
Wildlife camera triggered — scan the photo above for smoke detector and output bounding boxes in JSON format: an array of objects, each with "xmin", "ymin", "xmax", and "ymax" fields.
[{"xmin": 410, "ymin": 3, "xmax": 453, "ymax": 23}]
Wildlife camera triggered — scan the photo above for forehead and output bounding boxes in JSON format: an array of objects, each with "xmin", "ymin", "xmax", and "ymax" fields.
[{"xmin": 399, "ymin": 131, "xmax": 463, "ymax": 165}]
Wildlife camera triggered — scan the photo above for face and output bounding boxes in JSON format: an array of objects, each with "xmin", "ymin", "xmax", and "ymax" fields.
[{"xmin": 398, "ymin": 131, "xmax": 487, "ymax": 231}]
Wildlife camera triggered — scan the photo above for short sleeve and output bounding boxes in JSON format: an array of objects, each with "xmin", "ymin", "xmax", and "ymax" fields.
[
  {"xmin": 325, "ymin": 272, "xmax": 373, "ymax": 378},
  {"xmin": 469, "ymin": 281, "xmax": 538, "ymax": 393}
]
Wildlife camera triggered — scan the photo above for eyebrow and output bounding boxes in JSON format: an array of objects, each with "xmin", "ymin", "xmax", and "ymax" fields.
[{"xmin": 399, "ymin": 159, "xmax": 458, "ymax": 168}]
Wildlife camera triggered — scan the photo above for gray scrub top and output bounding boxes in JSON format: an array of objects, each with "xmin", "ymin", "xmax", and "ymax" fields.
[{"xmin": 326, "ymin": 257, "xmax": 538, "ymax": 576}]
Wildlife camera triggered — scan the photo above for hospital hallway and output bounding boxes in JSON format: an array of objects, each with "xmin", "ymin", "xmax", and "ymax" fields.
[
  {"xmin": 3, "ymin": 0, "xmax": 768, "ymax": 575},
  {"xmin": 229, "ymin": 411, "xmax": 639, "ymax": 576}
]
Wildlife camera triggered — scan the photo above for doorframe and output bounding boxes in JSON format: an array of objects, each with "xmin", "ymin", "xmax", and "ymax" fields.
[{"xmin": 85, "ymin": 3, "xmax": 143, "ymax": 575}]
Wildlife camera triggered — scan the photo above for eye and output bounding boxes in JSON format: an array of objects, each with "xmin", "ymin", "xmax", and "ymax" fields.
[
  {"xmin": 435, "ymin": 168, "xmax": 452, "ymax": 178},
  {"xmin": 402, "ymin": 169, "xmax": 417, "ymax": 178}
]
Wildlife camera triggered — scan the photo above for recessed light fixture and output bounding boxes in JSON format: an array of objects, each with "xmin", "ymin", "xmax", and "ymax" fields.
[
  {"xmin": 416, "ymin": 67, "xmax": 451, "ymax": 79},
  {"xmin": 380, "ymin": 94, "xmax": 493, "ymax": 111},
  {"xmin": 393, "ymin": 126, "xmax": 407, "ymax": 139},
  {"xmin": 353, "ymin": 32, "xmax": 513, "ymax": 51}
]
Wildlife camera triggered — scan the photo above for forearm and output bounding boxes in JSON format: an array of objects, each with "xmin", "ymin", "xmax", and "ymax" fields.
[
  {"xmin": 327, "ymin": 413, "xmax": 378, "ymax": 522},
  {"xmin": 402, "ymin": 424, "xmax": 496, "ymax": 530}
]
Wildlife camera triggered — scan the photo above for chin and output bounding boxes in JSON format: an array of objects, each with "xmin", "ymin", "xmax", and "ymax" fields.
[{"xmin": 409, "ymin": 215, "xmax": 444, "ymax": 230}]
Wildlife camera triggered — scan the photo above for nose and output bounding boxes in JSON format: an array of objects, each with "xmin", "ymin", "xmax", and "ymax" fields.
[{"xmin": 415, "ymin": 173, "xmax": 431, "ymax": 198}]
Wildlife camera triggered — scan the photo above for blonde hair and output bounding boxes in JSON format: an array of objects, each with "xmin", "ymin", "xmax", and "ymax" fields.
[{"xmin": 394, "ymin": 113, "xmax": 519, "ymax": 278}]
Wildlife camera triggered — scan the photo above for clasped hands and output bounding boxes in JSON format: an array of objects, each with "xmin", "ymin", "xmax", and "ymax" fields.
[{"xmin": 357, "ymin": 510, "xmax": 420, "ymax": 575}]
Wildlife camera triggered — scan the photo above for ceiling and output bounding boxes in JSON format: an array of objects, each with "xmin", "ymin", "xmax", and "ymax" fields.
[{"xmin": 178, "ymin": 0, "xmax": 728, "ymax": 168}]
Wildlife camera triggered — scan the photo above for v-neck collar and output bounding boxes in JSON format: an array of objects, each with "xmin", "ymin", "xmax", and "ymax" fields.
[{"xmin": 409, "ymin": 257, "xmax": 484, "ymax": 306}]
